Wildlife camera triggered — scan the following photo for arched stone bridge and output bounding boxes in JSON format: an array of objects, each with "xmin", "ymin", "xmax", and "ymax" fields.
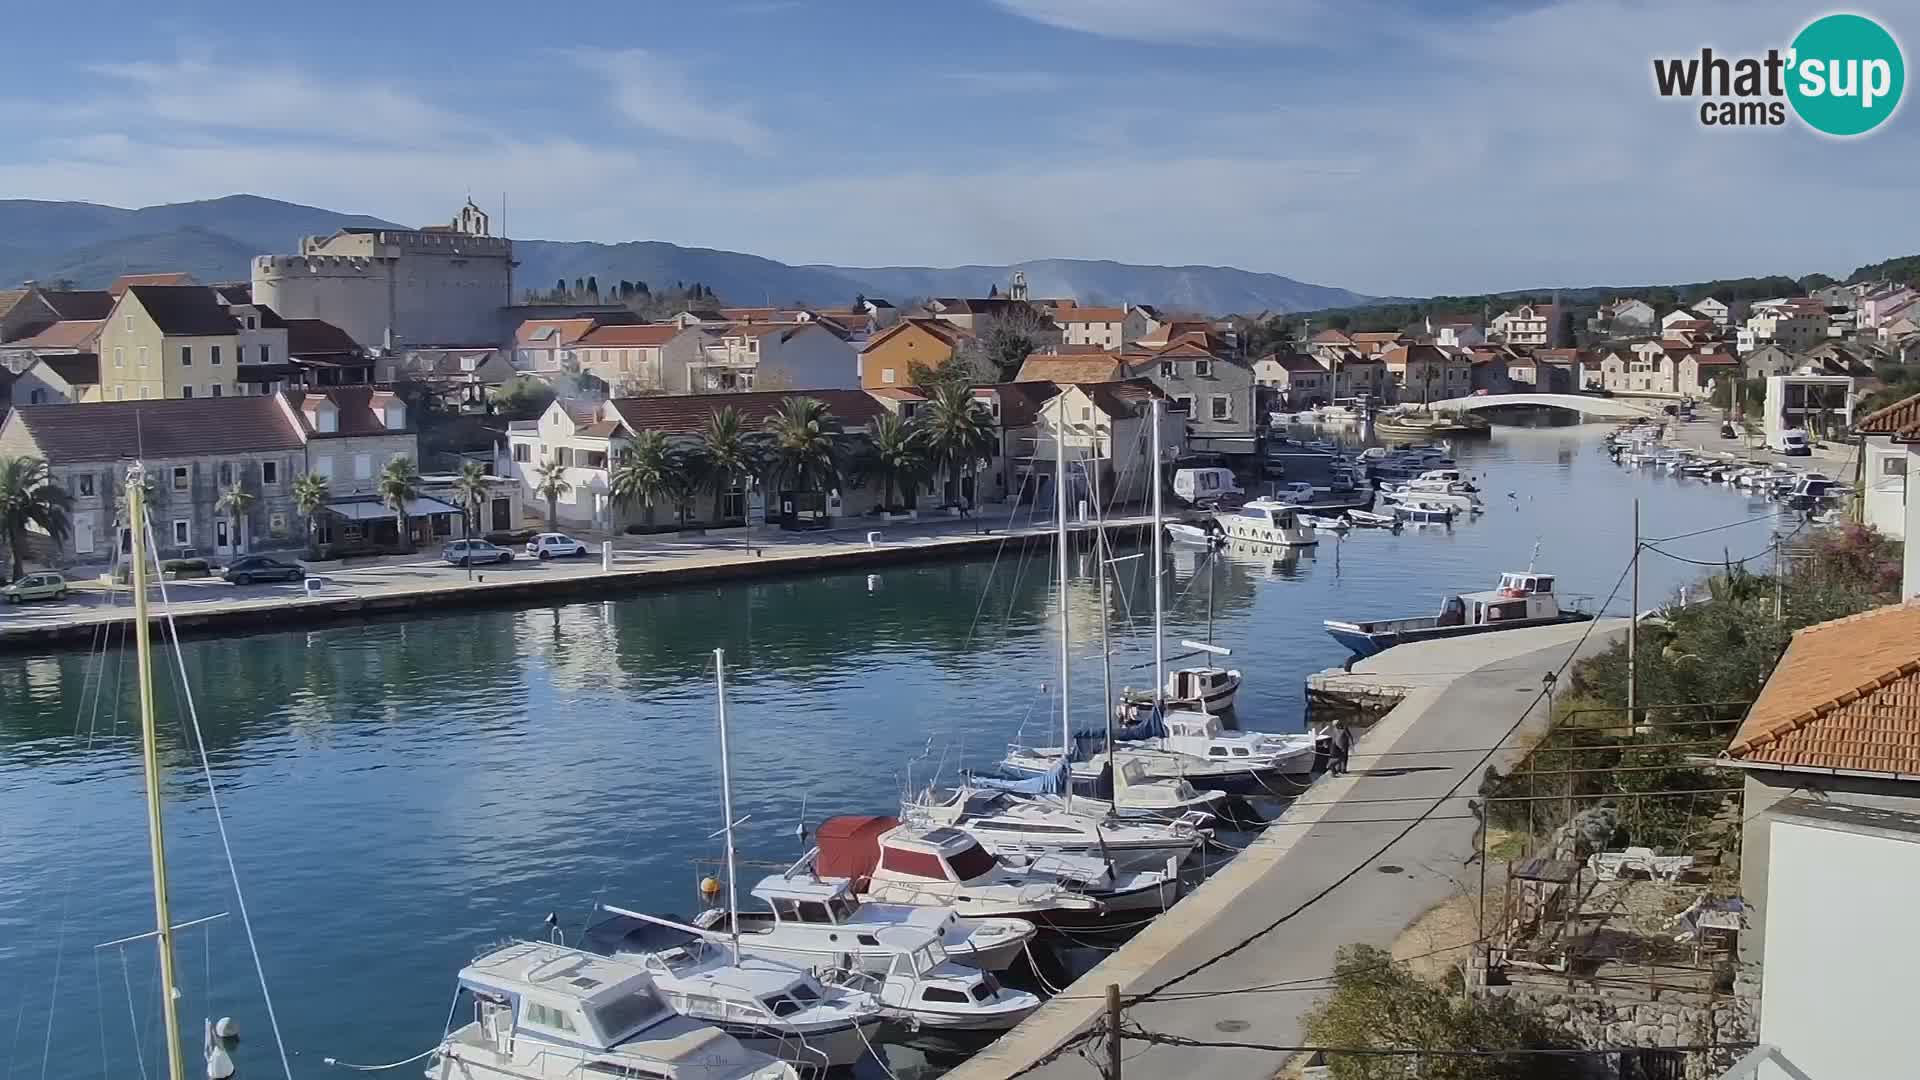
[{"xmin": 1424, "ymin": 393, "xmax": 1666, "ymax": 420}]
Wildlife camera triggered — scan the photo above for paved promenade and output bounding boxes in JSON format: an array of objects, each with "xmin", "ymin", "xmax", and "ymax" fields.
[
  {"xmin": 0, "ymin": 511, "xmax": 1148, "ymax": 651},
  {"xmin": 948, "ymin": 618, "xmax": 1629, "ymax": 1080}
]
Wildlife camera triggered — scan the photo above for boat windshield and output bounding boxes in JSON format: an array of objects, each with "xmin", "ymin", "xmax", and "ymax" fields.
[
  {"xmin": 944, "ymin": 842, "xmax": 999, "ymax": 881},
  {"xmin": 588, "ymin": 988, "xmax": 667, "ymax": 1044}
]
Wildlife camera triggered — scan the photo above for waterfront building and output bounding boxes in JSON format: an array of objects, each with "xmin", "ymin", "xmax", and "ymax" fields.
[
  {"xmin": 1140, "ymin": 333, "xmax": 1257, "ymax": 458},
  {"xmin": 1251, "ymin": 351, "xmax": 1328, "ymax": 409},
  {"xmin": 9, "ymin": 354, "xmax": 101, "ymax": 406},
  {"xmin": 1027, "ymin": 379, "xmax": 1172, "ymax": 506},
  {"xmin": 0, "ymin": 389, "xmax": 423, "ymax": 565},
  {"xmin": 1762, "ymin": 374, "xmax": 1855, "ymax": 445},
  {"xmin": 682, "ymin": 321, "xmax": 857, "ymax": 393},
  {"xmin": 505, "ymin": 388, "xmax": 891, "ymax": 530},
  {"xmin": 95, "ymin": 285, "xmax": 291, "ymax": 401},
  {"xmin": 252, "ymin": 199, "xmax": 512, "ymax": 349}
]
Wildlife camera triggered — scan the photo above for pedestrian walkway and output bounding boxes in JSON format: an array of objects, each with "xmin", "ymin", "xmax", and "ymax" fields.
[{"xmin": 947, "ymin": 618, "xmax": 1627, "ymax": 1080}]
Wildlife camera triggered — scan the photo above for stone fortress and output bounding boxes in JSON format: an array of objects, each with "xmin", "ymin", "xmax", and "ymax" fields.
[{"xmin": 252, "ymin": 199, "xmax": 513, "ymax": 350}]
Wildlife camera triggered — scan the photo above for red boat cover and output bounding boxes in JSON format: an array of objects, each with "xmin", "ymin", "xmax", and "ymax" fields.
[{"xmin": 816, "ymin": 815, "xmax": 898, "ymax": 879}]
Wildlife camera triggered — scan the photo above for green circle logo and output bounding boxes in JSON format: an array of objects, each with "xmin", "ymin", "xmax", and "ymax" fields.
[{"xmin": 1788, "ymin": 13, "xmax": 1905, "ymax": 136}]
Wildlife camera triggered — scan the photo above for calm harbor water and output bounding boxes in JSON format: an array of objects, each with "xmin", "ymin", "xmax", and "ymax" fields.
[{"xmin": 0, "ymin": 425, "xmax": 1779, "ymax": 1080}]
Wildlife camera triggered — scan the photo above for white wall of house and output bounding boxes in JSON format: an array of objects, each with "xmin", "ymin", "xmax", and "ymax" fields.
[
  {"xmin": 759, "ymin": 325, "xmax": 858, "ymax": 389},
  {"xmin": 1758, "ymin": 816, "xmax": 1920, "ymax": 1080},
  {"xmin": 1861, "ymin": 435, "xmax": 1908, "ymax": 544}
]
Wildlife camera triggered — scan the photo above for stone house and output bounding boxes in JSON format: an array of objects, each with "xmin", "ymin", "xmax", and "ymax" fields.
[
  {"xmin": 0, "ymin": 287, "xmax": 112, "ymax": 344},
  {"xmin": 1251, "ymin": 352, "xmax": 1329, "ymax": 409},
  {"xmin": 1027, "ymin": 380, "xmax": 1174, "ymax": 507},
  {"xmin": 0, "ymin": 390, "xmax": 420, "ymax": 566},
  {"xmin": 682, "ymin": 322, "xmax": 857, "ymax": 393},
  {"xmin": 1055, "ymin": 306, "xmax": 1129, "ymax": 349},
  {"xmin": 1141, "ymin": 336, "xmax": 1258, "ymax": 458},
  {"xmin": 1490, "ymin": 303, "xmax": 1552, "ymax": 347},
  {"xmin": 1741, "ymin": 344, "xmax": 1796, "ymax": 381}
]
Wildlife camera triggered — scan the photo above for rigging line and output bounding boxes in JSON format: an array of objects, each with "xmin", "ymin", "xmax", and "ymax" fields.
[
  {"xmin": 1645, "ymin": 512, "xmax": 1782, "ymax": 544},
  {"xmin": 1127, "ymin": 553, "xmax": 1637, "ymax": 1006},
  {"xmin": 93, "ymin": 950, "xmax": 111, "ymax": 1080},
  {"xmin": 118, "ymin": 948, "xmax": 149, "ymax": 1080},
  {"xmin": 963, "ymin": 466, "xmax": 1040, "ymax": 650},
  {"xmin": 144, "ymin": 519, "xmax": 296, "ymax": 1080}
]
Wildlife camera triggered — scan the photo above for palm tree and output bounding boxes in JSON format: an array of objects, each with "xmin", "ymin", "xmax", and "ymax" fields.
[
  {"xmin": 0, "ymin": 456, "xmax": 72, "ymax": 580},
  {"xmin": 451, "ymin": 461, "xmax": 492, "ymax": 542},
  {"xmin": 610, "ymin": 430, "xmax": 672, "ymax": 527},
  {"xmin": 376, "ymin": 456, "xmax": 422, "ymax": 552},
  {"xmin": 214, "ymin": 480, "xmax": 254, "ymax": 556},
  {"xmin": 860, "ymin": 411, "xmax": 928, "ymax": 510},
  {"xmin": 700, "ymin": 406, "xmax": 753, "ymax": 524},
  {"xmin": 292, "ymin": 472, "xmax": 330, "ymax": 559},
  {"xmin": 533, "ymin": 457, "xmax": 571, "ymax": 528},
  {"xmin": 762, "ymin": 396, "xmax": 843, "ymax": 498},
  {"xmin": 915, "ymin": 383, "xmax": 996, "ymax": 506}
]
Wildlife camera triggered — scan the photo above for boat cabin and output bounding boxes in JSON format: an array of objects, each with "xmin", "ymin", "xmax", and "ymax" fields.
[
  {"xmin": 817, "ymin": 815, "xmax": 1002, "ymax": 884},
  {"xmin": 1172, "ymin": 467, "xmax": 1243, "ymax": 505},
  {"xmin": 1168, "ymin": 668, "xmax": 1234, "ymax": 704},
  {"xmin": 1447, "ymin": 572, "xmax": 1561, "ymax": 626},
  {"xmin": 1161, "ymin": 710, "xmax": 1251, "ymax": 759},
  {"xmin": 457, "ymin": 941, "xmax": 679, "ymax": 1053}
]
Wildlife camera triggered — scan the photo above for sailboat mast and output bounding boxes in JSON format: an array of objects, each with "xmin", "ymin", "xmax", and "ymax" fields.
[
  {"xmin": 1054, "ymin": 397, "xmax": 1072, "ymax": 814},
  {"xmin": 713, "ymin": 647, "xmax": 741, "ymax": 955},
  {"xmin": 1091, "ymin": 450, "xmax": 1115, "ymax": 812},
  {"xmin": 1150, "ymin": 397, "xmax": 1165, "ymax": 704},
  {"xmin": 129, "ymin": 464, "xmax": 188, "ymax": 1080}
]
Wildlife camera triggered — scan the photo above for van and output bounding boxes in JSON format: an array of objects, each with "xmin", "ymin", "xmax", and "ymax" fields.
[
  {"xmin": 1774, "ymin": 430, "xmax": 1811, "ymax": 457},
  {"xmin": 1172, "ymin": 467, "xmax": 1245, "ymax": 507}
]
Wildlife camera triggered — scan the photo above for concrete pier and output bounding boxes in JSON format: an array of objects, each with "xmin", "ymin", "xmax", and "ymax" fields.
[{"xmin": 947, "ymin": 619, "xmax": 1628, "ymax": 1080}]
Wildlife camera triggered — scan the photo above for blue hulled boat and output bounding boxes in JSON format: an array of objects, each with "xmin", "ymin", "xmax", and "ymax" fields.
[{"xmin": 1323, "ymin": 570, "xmax": 1592, "ymax": 658}]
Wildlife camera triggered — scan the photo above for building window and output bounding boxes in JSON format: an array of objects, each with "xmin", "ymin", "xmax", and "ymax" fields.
[
  {"xmin": 1159, "ymin": 361, "xmax": 1175, "ymax": 378},
  {"xmin": 1171, "ymin": 395, "xmax": 1193, "ymax": 414},
  {"xmin": 219, "ymin": 463, "xmax": 233, "ymax": 486},
  {"xmin": 355, "ymin": 454, "xmax": 372, "ymax": 480},
  {"xmin": 181, "ymin": 386, "xmax": 194, "ymax": 399},
  {"xmin": 113, "ymin": 387, "xmax": 126, "ymax": 401},
  {"xmin": 125, "ymin": 315, "xmax": 133, "ymax": 332},
  {"xmin": 172, "ymin": 520, "xmax": 190, "ymax": 547},
  {"xmin": 140, "ymin": 387, "xmax": 155, "ymax": 400},
  {"xmin": 263, "ymin": 461, "xmax": 278, "ymax": 486},
  {"xmin": 1885, "ymin": 456, "xmax": 1908, "ymax": 477},
  {"xmin": 246, "ymin": 316, "xmax": 256, "ymax": 330},
  {"xmin": 77, "ymin": 474, "xmax": 94, "ymax": 497},
  {"xmin": 211, "ymin": 345, "xmax": 222, "ymax": 365},
  {"xmin": 114, "ymin": 348, "xmax": 124, "ymax": 368},
  {"xmin": 1194, "ymin": 359, "xmax": 1212, "ymax": 378},
  {"xmin": 512, "ymin": 444, "xmax": 531, "ymax": 463},
  {"xmin": 180, "ymin": 346, "xmax": 192, "ymax": 366},
  {"xmin": 259, "ymin": 344, "xmax": 270, "ymax": 364},
  {"xmin": 211, "ymin": 384, "xmax": 223, "ymax": 397},
  {"xmin": 1210, "ymin": 395, "xmax": 1232, "ymax": 421},
  {"xmin": 172, "ymin": 467, "xmax": 189, "ymax": 491},
  {"xmin": 881, "ymin": 368, "xmax": 896, "ymax": 385},
  {"xmin": 139, "ymin": 347, "xmax": 149, "ymax": 367}
]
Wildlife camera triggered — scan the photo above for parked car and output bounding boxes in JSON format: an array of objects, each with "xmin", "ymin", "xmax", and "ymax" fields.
[
  {"xmin": 443, "ymin": 539, "xmax": 513, "ymax": 566},
  {"xmin": 3, "ymin": 572, "xmax": 68, "ymax": 603},
  {"xmin": 222, "ymin": 556, "xmax": 305, "ymax": 585},
  {"xmin": 526, "ymin": 533, "xmax": 590, "ymax": 559}
]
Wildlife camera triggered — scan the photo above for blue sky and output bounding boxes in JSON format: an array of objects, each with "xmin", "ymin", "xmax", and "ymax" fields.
[{"xmin": 0, "ymin": 0, "xmax": 1914, "ymax": 296}]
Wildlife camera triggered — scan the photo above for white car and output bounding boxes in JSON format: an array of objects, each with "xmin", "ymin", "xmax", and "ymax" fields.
[{"xmin": 526, "ymin": 532, "xmax": 590, "ymax": 559}]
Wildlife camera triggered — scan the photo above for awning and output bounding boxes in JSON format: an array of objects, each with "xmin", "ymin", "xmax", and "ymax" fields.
[{"xmin": 324, "ymin": 495, "xmax": 462, "ymax": 521}]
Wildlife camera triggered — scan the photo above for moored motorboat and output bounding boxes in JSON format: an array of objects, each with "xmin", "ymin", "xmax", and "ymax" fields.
[
  {"xmin": 1323, "ymin": 568, "xmax": 1593, "ymax": 657},
  {"xmin": 1346, "ymin": 509, "xmax": 1400, "ymax": 528},
  {"xmin": 1214, "ymin": 497, "xmax": 1318, "ymax": 545},
  {"xmin": 1392, "ymin": 500, "xmax": 1455, "ymax": 523},
  {"xmin": 1164, "ymin": 520, "xmax": 1220, "ymax": 546}
]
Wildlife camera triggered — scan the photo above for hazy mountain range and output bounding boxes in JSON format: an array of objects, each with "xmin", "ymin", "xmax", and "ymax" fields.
[{"xmin": 0, "ymin": 195, "xmax": 1372, "ymax": 314}]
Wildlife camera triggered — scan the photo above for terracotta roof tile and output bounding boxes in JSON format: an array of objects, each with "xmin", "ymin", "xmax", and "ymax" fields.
[
  {"xmin": 109, "ymin": 272, "xmax": 194, "ymax": 296},
  {"xmin": 287, "ymin": 387, "xmax": 408, "ymax": 437},
  {"xmin": 1726, "ymin": 602, "xmax": 1920, "ymax": 776},
  {"xmin": 1857, "ymin": 392, "xmax": 1920, "ymax": 441},
  {"xmin": 0, "ymin": 289, "xmax": 26, "ymax": 320},
  {"xmin": 5, "ymin": 397, "xmax": 305, "ymax": 460},
  {"xmin": 576, "ymin": 324, "xmax": 686, "ymax": 348},
  {"xmin": 1015, "ymin": 354, "xmax": 1127, "ymax": 384},
  {"xmin": 1057, "ymin": 306, "xmax": 1127, "ymax": 323},
  {"xmin": 13, "ymin": 319, "xmax": 103, "ymax": 350}
]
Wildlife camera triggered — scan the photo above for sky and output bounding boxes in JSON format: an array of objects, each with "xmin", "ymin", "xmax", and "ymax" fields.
[{"xmin": 0, "ymin": 0, "xmax": 1915, "ymax": 297}]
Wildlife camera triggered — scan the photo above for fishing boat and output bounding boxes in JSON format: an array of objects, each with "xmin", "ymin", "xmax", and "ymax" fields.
[
  {"xmin": 1323, "ymin": 568, "xmax": 1593, "ymax": 658},
  {"xmin": 687, "ymin": 876, "xmax": 1040, "ymax": 1034},
  {"xmin": 1215, "ymin": 497, "xmax": 1318, "ymax": 545},
  {"xmin": 431, "ymin": 942, "xmax": 797, "ymax": 1080},
  {"xmin": 693, "ymin": 872, "xmax": 1036, "ymax": 973},
  {"xmin": 811, "ymin": 816, "xmax": 1177, "ymax": 928}
]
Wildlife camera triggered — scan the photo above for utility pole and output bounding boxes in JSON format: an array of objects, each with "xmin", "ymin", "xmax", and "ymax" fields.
[
  {"xmin": 1106, "ymin": 983, "xmax": 1123, "ymax": 1080},
  {"xmin": 1627, "ymin": 498, "xmax": 1638, "ymax": 727},
  {"xmin": 1774, "ymin": 540, "xmax": 1785, "ymax": 620}
]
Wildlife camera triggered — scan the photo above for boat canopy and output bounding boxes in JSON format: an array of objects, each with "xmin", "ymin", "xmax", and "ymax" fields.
[
  {"xmin": 972, "ymin": 758, "xmax": 1068, "ymax": 795},
  {"xmin": 816, "ymin": 815, "xmax": 899, "ymax": 879}
]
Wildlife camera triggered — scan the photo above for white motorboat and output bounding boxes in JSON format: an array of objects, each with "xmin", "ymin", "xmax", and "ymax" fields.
[
  {"xmin": 1002, "ymin": 709, "xmax": 1319, "ymax": 792},
  {"xmin": 1299, "ymin": 513, "xmax": 1349, "ymax": 532},
  {"xmin": 1214, "ymin": 497, "xmax": 1318, "ymax": 545},
  {"xmin": 1393, "ymin": 500, "xmax": 1455, "ymax": 524},
  {"xmin": 1325, "ymin": 567, "xmax": 1593, "ymax": 657},
  {"xmin": 1346, "ymin": 509, "xmax": 1400, "ymax": 528},
  {"xmin": 582, "ymin": 911, "xmax": 884, "ymax": 1070},
  {"xmin": 1316, "ymin": 403, "xmax": 1364, "ymax": 425},
  {"xmin": 1381, "ymin": 485, "xmax": 1481, "ymax": 514},
  {"xmin": 695, "ymin": 872, "xmax": 1036, "ymax": 972},
  {"xmin": 1015, "ymin": 757, "xmax": 1230, "ymax": 823},
  {"xmin": 812, "ymin": 816, "xmax": 1178, "ymax": 928},
  {"xmin": 690, "ymin": 877, "xmax": 1040, "ymax": 1034},
  {"xmin": 1163, "ymin": 520, "xmax": 1219, "ymax": 546},
  {"xmin": 431, "ymin": 941, "xmax": 797, "ymax": 1080},
  {"xmin": 905, "ymin": 786, "xmax": 1207, "ymax": 872},
  {"xmin": 1123, "ymin": 665, "xmax": 1242, "ymax": 712}
]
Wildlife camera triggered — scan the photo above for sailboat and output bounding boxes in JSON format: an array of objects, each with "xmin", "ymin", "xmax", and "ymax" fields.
[
  {"xmin": 920, "ymin": 400, "xmax": 1200, "ymax": 873},
  {"xmin": 583, "ymin": 650, "xmax": 884, "ymax": 1071}
]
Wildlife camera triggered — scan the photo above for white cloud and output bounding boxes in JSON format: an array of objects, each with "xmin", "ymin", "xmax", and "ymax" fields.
[
  {"xmin": 989, "ymin": 0, "xmax": 1374, "ymax": 44},
  {"xmin": 576, "ymin": 48, "xmax": 772, "ymax": 153},
  {"xmin": 91, "ymin": 58, "xmax": 467, "ymax": 145}
]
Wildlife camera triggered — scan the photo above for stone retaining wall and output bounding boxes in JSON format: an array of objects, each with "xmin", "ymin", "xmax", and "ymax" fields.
[{"xmin": 1477, "ymin": 977, "xmax": 1756, "ymax": 1079}]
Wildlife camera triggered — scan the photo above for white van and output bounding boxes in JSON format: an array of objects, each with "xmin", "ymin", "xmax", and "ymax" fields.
[
  {"xmin": 1173, "ymin": 467, "xmax": 1245, "ymax": 507},
  {"xmin": 1773, "ymin": 429, "xmax": 1811, "ymax": 456}
]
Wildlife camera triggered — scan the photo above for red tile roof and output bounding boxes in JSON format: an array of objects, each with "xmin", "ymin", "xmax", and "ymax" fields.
[
  {"xmin": 287, "ymin": 388, "xmax": 408, "ymax": 437},
  {"xmin": 861, "ymin": 317, "xmax": 968, "ymax": 353},
  {"xmin": 1015, "ymin": 353, "xmax": 1128, "ymax": 384},
  {"xmin": 516, "ymin": 318, "xmax": 601, "ymax": 347},
  {"xmin": 12, "ymin": 319, "xmax": 102, "ymax": 350},
  {"xmin": 1857, "ymin": 392, "xmax": 1920, "ymax": 441},
  {"xmin": 1727, "ymin": 602, "xmax": 1920, "ymax": 777},
  {"xmin": 109, "ymin": 272, "xmax": 194, "ymax": 296},
  {"xmin": 1057, "ymin": 306, "xmax": 1127, "ymax": 323}
]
